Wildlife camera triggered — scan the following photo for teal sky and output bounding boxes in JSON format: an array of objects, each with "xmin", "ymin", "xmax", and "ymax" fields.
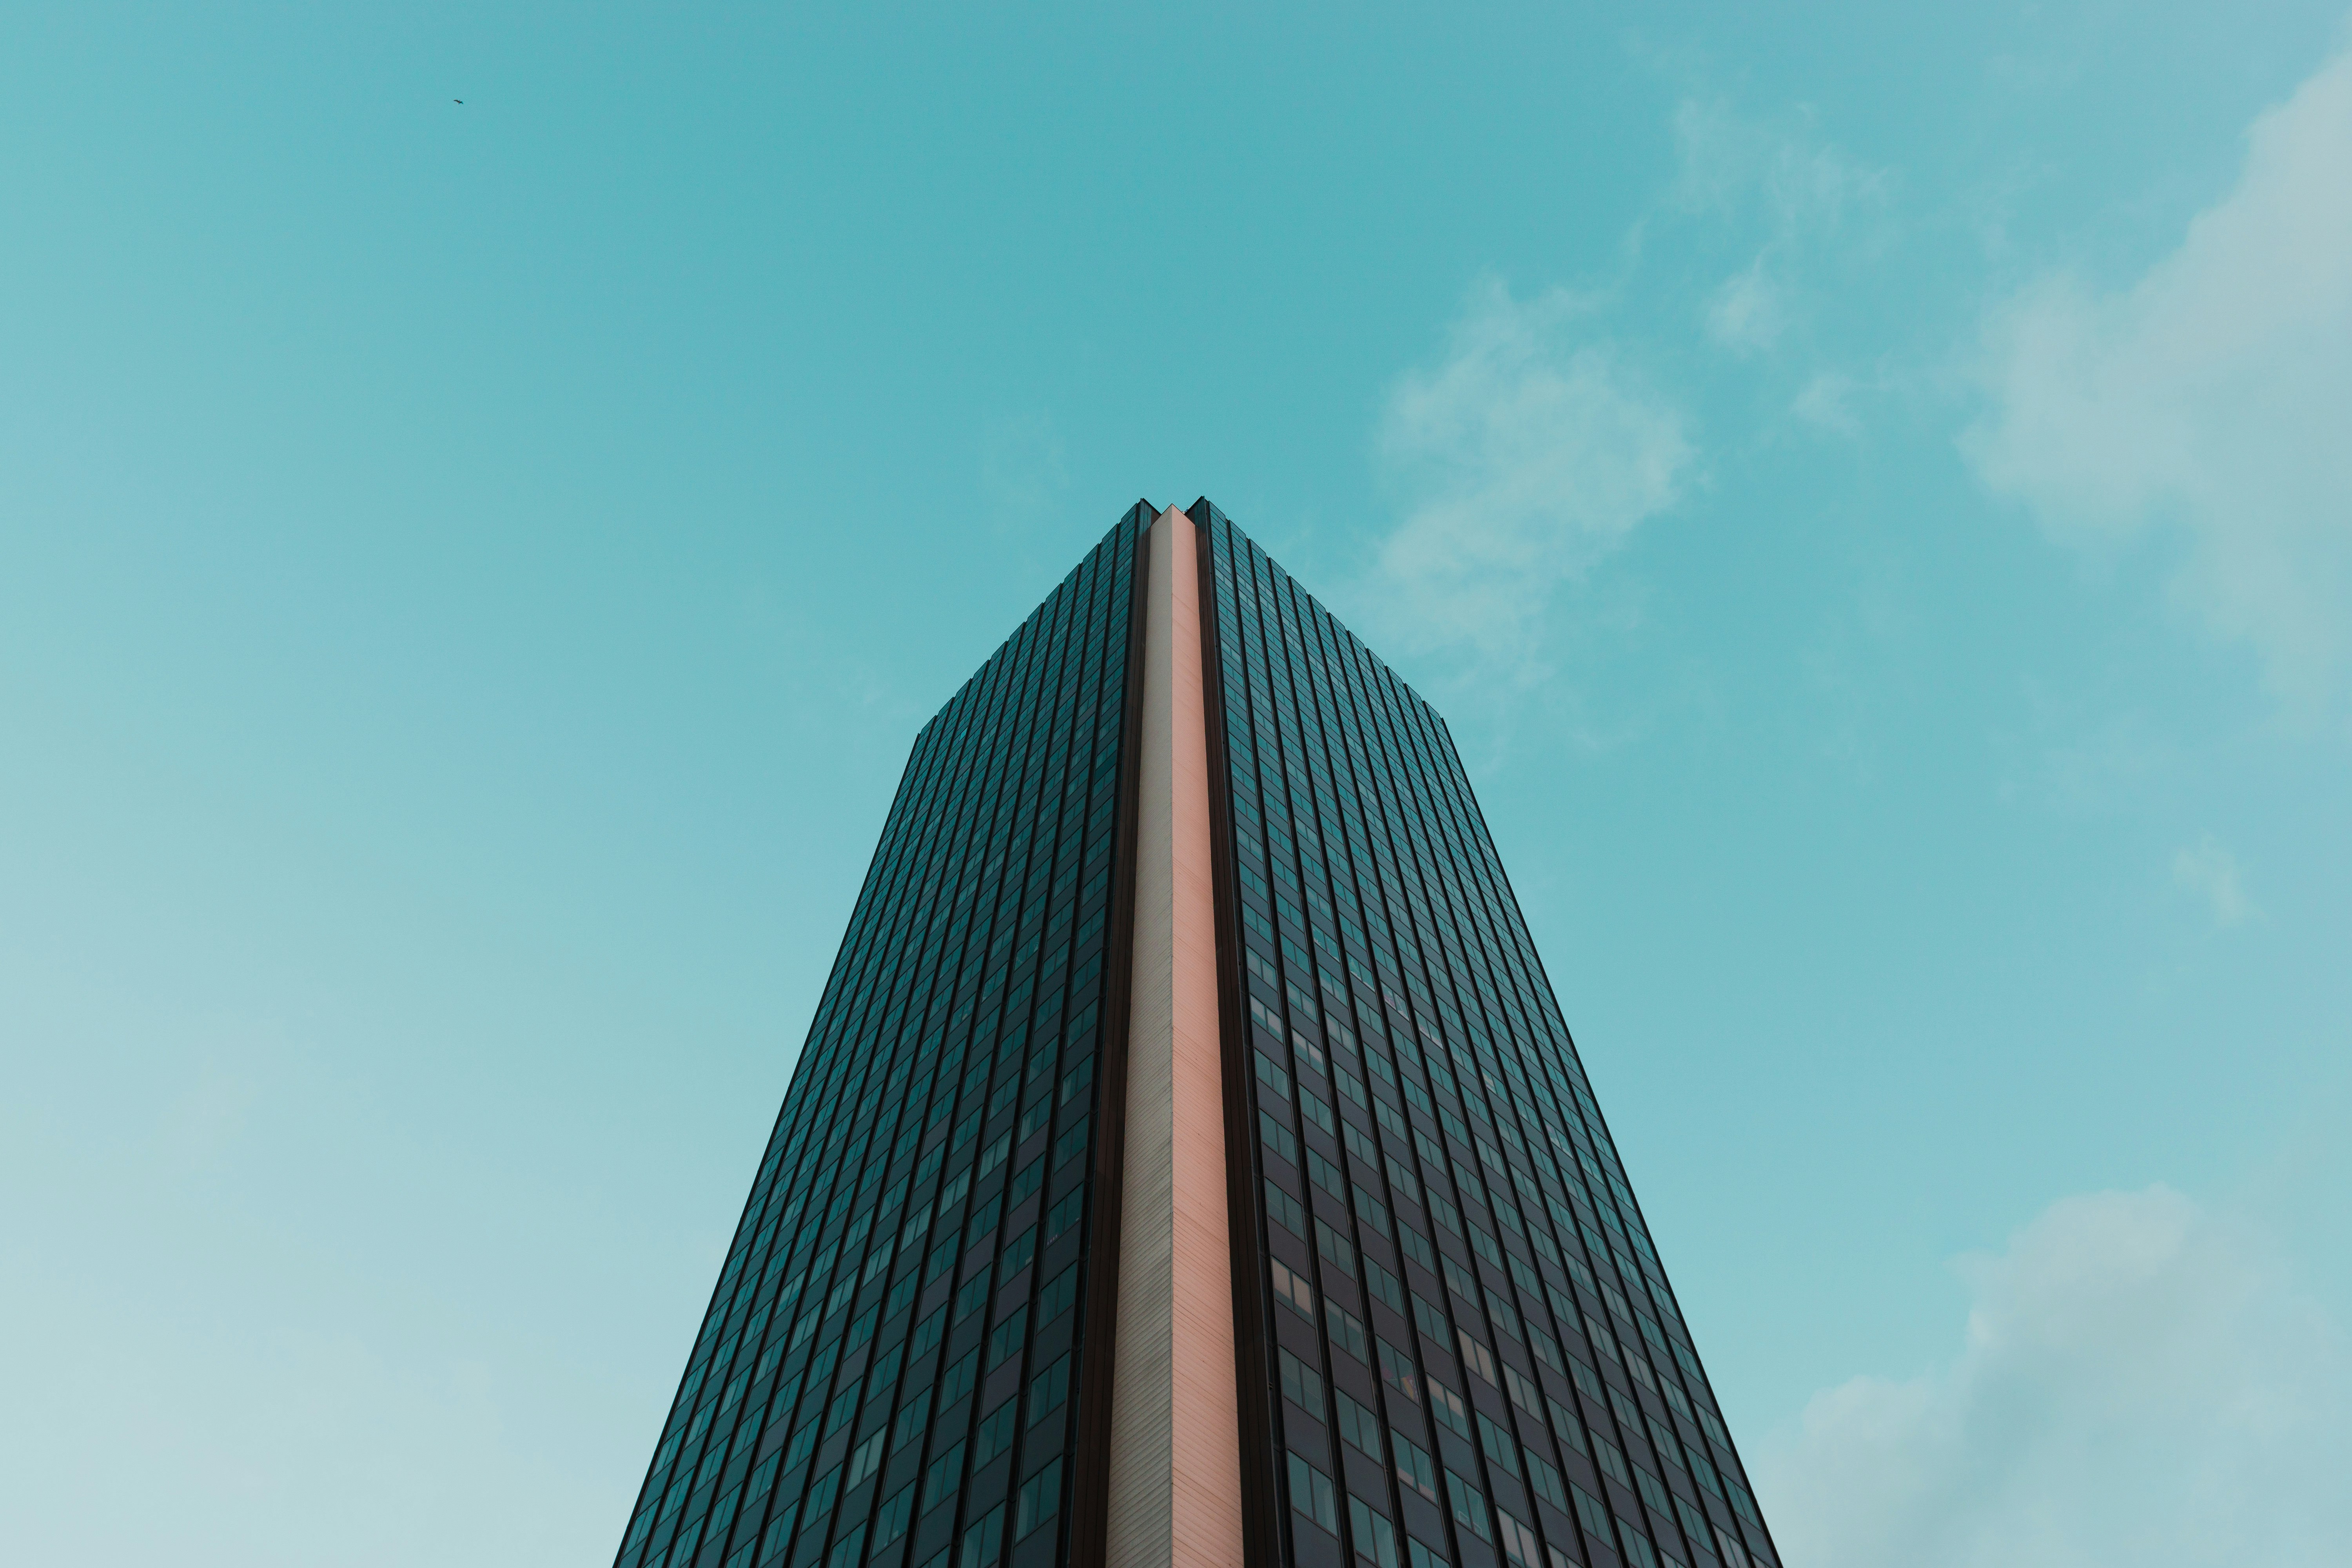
[{"xmin": 5, "ymin": 4, "xmax": 2349, "ymax": 1563}]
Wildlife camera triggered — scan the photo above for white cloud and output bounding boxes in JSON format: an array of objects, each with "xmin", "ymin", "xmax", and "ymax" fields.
[
  {"xmin": 2173, "ymin": 834, "xmax": 2257, "ymax": 926},
  {"xmin": 1674, "ymin": 99, "xmax": 1894, "ymax": 360},
  {"xmin": 1792, "ymin": 371, "xmax": 1861, "ymax": 437},
  {"xmin": 1964, "ymin": 42, "xmax": 2352, "ymax": 712},
  {"xmin": 1370, "ymin": 278, "xmax": 1692, "ymax": 677},
  {"xmin": 1755, "ymin": 1186, "xmax": 2352, "ymax": 1568},
  {"xmin": 1707, "ymin": 257, "xmax": 1786, "ymax": 354},
  {"xmin": 1670, "ymin": 100, "xmax": 1892, "ymax": 232}
]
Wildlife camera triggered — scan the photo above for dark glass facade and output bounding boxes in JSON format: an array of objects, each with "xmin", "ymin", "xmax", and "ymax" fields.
[
  {"xmin": 610, "ymin": 498, "xmax": 1780, "ymax": 1568},
  {"xmin": 611, "ymin": 506, "xmax": 1147, "ymax": 1568},
  {"xmin": 1196, "ymin": 502, "xmax": 1777, "ymax": 1568}
]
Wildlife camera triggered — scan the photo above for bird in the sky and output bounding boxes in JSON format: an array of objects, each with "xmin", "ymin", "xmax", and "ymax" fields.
[{"xmin": 453, "ymin": 98, "xmax": 463, "ymax": 104}]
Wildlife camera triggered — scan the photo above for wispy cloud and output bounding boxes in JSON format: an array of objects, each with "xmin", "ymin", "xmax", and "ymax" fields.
[
  {"xmin": 1368, "ymin": 279, "xmax": 1692, "ymax": 680},
  {"xmin": 1756, "ymin": 1186, "xmax": 2352, "ymax": 1567},
  {"xmin": 1672, "ymin": 99, "xmax": 1896, "ymax": 360},
  {"xmin": 1706, "ymin": 256, "xmax": 1787, "ymax": 354},
  {"xmin": 1356, "ymin": 98, "xmax": 1892, "ymax": 689},
  {"xmin": 1963, "ymin": 42, "xmax": 2352, "ymax": 714},
  {"xmin": 1791, "ymin": 370, "xmax": 1862, "ymax": 437},
  {"xmin": 1670, "ymin": 100, "xmax": 1894, "ymax": 230},
  {"xmin": 2174, "ymin": 834, "xmax": 2257, "ymax": 926}
]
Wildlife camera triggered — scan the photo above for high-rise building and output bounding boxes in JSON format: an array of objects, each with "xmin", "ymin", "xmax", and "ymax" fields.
[{"xmin": 612, "ymin": 503, "xmax": 1780, "ymax": 1568}]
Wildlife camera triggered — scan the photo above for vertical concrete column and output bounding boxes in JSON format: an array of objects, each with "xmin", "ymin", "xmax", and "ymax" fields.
[{"xmin": 1105, "ymin": 506, "xmax": 1244, "ymax": 1568}]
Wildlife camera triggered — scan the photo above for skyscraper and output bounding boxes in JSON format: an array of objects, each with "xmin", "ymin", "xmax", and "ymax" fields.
[{"xmin": 612, "ymin": 503, "xmax": 1781, "ymax": 1568}]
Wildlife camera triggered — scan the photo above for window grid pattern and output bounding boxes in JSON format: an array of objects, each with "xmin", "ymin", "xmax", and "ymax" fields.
[
  {"xmin": 612, "ymin": 505, "xmax": 1147, "ymax": 1568},
  {"xmin": 1201, "ymin": 505, "xmax": 1780, "ymax": 1568}
]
